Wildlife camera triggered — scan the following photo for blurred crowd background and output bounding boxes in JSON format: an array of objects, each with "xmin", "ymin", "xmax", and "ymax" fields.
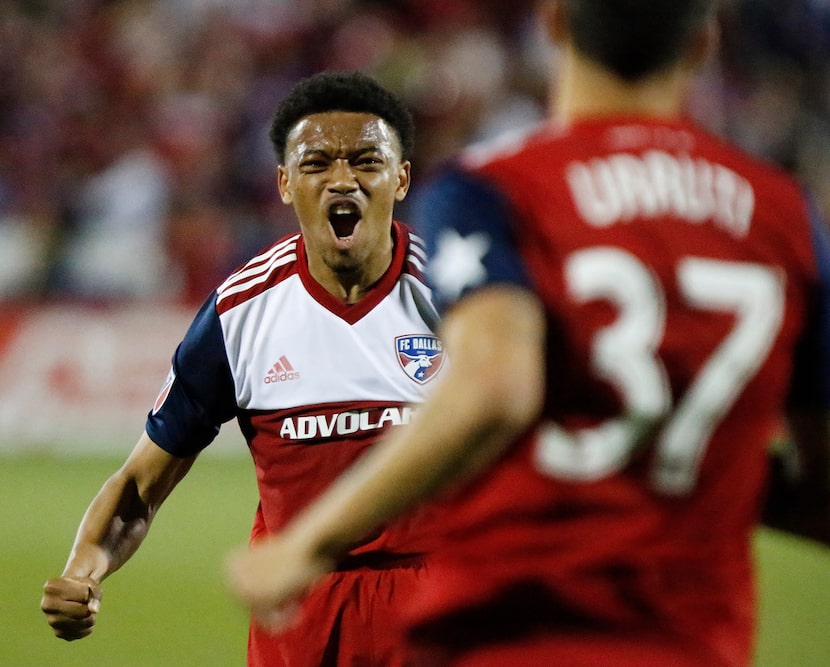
[{"xmin": 1, "ymin": 0, "xmax": 829, "ymax": 306}]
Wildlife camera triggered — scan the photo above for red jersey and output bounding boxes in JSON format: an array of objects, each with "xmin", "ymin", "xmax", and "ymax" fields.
[{"xmin": 410, "ymin": 117, "xmax": 830, "ymax": 666}]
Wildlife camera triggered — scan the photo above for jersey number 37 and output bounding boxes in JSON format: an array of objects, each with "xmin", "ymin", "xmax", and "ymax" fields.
[{"xmin": 535, "ymin": 246, "xmax": 785, "ymax": 496}]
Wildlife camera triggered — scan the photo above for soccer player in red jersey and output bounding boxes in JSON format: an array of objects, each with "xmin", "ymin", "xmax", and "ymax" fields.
[
  {"xmin": 226, "ymin": 2, "xmax": 830, "ymax": 666},
  {"xmin": 41, "ymin": 72, "xmax": 445, "ymax": 667}
]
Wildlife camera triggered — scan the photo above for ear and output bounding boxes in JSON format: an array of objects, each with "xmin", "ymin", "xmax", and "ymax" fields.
[
  {"xmin": 277, "ymin": 166, "xmax": 292, "ymax": 204},
  {"xmin": 395, "ymin": 161, "xmax": 411, "ymax": 202}
]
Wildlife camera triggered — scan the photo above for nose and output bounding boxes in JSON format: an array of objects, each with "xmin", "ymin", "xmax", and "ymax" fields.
[{"xmin": 327, "ymin": 159, "xmax": 358, "ymax": 193}]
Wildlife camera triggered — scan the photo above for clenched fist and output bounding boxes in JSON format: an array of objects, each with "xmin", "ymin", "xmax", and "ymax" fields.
[{"xmin": 41, "ymin": 576, "xmax": 103, "ymax": 641}]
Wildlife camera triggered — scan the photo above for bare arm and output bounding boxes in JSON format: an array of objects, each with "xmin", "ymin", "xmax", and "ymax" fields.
[
  {"xmin": 226, "ymin": 286, "xmax": 546, "ymax": 626},
  {"xmin": 41, "ymin": 432, "xmax": 197, "ymax": 640}
]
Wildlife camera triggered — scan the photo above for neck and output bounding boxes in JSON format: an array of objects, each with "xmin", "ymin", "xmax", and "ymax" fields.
[
  {"xmin": 553, "ymin": 46, "xmax": 689, "ymax": 123},
  {"xmin": 336, "ymin": 268, "xmax": 386, "ymax": 304},
  {"xmin": 306, "ymin": 238, "xmax": 394, "ymax": 305},
  {"xmin": 309, "ymin": 263, "xmax": 386, "ymax": 305}
]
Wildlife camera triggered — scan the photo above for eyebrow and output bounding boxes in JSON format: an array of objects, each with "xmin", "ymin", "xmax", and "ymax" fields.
[{"xmin": 298, "ymin": 145, "xmax": 386, "ymax": 159}]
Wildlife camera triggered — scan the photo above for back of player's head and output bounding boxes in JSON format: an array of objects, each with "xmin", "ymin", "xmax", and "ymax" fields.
[
  {"xmin": 565, "ymin": 0, "xmax": 717, "ymax": 80},
  {"xmin": 269, "ymin": 71, "xmax": 415, "ymax": 164}
]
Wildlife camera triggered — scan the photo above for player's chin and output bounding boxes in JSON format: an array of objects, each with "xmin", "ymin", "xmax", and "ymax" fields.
[{"xmin": 320, "ymin": 243, "xmax": 358, "ymax": 272}]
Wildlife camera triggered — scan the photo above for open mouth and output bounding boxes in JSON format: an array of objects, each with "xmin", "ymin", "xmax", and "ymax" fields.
[{"xmin": 328, "ymin": 201, "xmax": 362, "ymax": 239}]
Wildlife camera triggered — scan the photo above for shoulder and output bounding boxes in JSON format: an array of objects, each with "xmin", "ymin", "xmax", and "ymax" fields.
[
  {"xmin": 690, "ymin": 123, "xmax": 806, "ymax": 202},
  {"xmin": 215, "ymin": 233, "xmax": 302, "ymax": 314},
  {"xmin": 459, "ymin": 121, "xmax": 554, "ymax": 172}
]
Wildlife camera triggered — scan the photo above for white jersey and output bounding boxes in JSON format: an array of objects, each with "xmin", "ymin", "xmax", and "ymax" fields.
[
  {"xmin": 216, "ymin": 232, "xmax": 440, "ymax": 413},
  {"xmin": 146, "ymin": 221, "xmax": 444, "ymax": 544}
]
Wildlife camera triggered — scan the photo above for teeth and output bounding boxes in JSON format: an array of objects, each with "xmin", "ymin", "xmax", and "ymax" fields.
[{"xmin": 332, "ymin": 204, "xmax": 355, "ymax": 216}]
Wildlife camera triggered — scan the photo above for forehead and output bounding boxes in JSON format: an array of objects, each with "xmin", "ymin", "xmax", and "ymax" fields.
[{"xmin": 285, "ymin": 111, "xmax": 401, "ymax": 158}]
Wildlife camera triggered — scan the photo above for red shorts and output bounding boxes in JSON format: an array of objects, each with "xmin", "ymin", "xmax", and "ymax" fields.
[{"xmin": 247, "ymin": 555, "xmax": 425, "ymax": 667}]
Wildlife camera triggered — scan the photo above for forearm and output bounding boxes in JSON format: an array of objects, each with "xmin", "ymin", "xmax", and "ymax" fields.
[
  {"xmin": 62, "ymin": 473, "xmax": 155, "ymax": 581},
  {"xmin": 43, "ymin": 434, "xmax": 195, "ymax": 641},
  {"xmin": 63, "ymin": 435, "xmax": 196, "ymax": 581}
]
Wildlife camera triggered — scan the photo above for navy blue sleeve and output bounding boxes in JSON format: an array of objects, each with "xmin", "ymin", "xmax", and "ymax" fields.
[
  {"xmin": 145, "ymin": 294, "xmax": 237, "ymax": 456},
  {"xmin": 410, "ymin": 166, "xmax": 532, "ymax": 313},
  {"xmin": 788, "ymin": 194, "xmax": 830, "ymax": 410}
]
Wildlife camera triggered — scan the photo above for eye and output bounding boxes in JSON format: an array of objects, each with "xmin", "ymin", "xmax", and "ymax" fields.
[
  {"xmin": 299, "ymin": 159, "xmax": 328, "ymax": 172},
  {"xmin": 354, "ymin": 155, "xmax": 384, "ymax": 169}
]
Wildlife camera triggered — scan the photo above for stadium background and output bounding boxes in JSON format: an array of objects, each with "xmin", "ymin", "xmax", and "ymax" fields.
[{"xmin": 1, "ymin": 0, "xmax": 829, "ymax": 664}]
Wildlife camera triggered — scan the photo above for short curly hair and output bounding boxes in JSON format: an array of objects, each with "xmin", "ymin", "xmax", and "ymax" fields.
[{"xmin": 269, "ymin": 71, "xmax": 415, "ymax": 164}]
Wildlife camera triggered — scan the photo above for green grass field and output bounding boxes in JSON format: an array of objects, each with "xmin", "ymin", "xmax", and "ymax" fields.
[{"xmin": 3, "ymin": 454, "xmax": 830, "ymax": 666}]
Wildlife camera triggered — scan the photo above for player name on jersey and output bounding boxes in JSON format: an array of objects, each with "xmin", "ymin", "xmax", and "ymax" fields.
[
  {"xmin": 279, "ymin": 405, "xmax": 416, "ymax": 441},
  {"xmin": 566, "ymin": 150, "xmax": 755, "ymax": 237}
]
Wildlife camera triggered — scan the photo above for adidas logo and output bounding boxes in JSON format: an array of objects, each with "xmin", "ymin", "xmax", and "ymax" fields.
[{"xmin": 264, "ymin": 355, "xmax": 301, "ymax": 384}]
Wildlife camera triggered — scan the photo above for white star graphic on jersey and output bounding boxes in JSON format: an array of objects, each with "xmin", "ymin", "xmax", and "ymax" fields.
[{"xmin": 429, "ymin": 228, "xmax": 491, "ymax": 300}]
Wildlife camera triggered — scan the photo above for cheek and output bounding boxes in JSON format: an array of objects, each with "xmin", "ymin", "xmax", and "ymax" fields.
[
  {"xmin": 291, "ymin": 196, "xmax": 328, "ymax": 234},
  {"xmin": 371, "ymin": 177, "xmax": 404, "ymax": 204},
  {"xmin": 289, "ymin": 186, "xmax": 319, "ymax": 213}
]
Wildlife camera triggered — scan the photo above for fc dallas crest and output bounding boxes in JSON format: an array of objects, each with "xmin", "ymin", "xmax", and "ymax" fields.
[{"xmin": 395, "ymin": 334, "xmax": 444, "ymax": 384}]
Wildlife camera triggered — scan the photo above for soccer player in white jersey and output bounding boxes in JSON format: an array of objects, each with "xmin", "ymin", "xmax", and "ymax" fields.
[{"xmin": 41, "ymin": 71, "xmax": 445, "ymax": 667}]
